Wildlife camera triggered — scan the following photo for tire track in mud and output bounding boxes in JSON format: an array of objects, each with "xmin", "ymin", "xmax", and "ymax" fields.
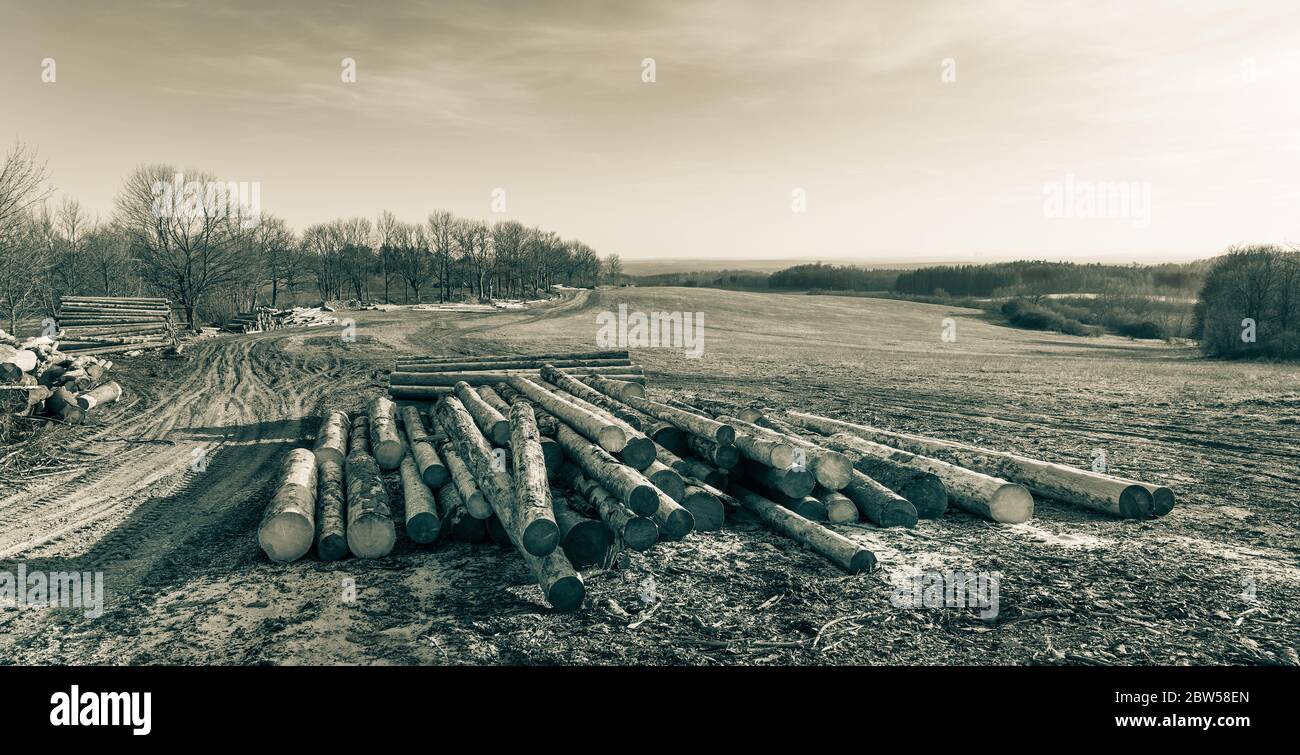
[{"xmin": 0, "ymin": 333, "xmax": 344, "ymax": 601}]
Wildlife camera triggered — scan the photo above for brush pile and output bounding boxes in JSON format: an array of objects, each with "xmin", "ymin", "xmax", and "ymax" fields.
[
  {"xmin": 56, "ymin": 296, "xmax": 177, "ymax": 355},
  {"xmin": 1, "ymin": 329, "xmax": 122, "ymax": 425},
  {"xmin": 260, "ymin": 350, "xmax": 1175, "ymax": 613},
  {"xmin": 226, "ymin": 306, "xmax": 340, "ymax": 333}
]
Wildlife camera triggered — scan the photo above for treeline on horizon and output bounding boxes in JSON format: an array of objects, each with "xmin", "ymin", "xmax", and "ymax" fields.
[{"xmin": 0, "ymin": 143, "xmax": 625, "ymax": 332}]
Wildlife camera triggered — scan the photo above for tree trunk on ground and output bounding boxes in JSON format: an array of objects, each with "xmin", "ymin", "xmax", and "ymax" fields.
[
  {"xmin": 400, "ymin": 452, "xmax": 440, "ymax": 544},
  {"xmin": 368, "ymin": 396, "xmax": 405, "ymax": 470},
  {"xmin": 258, "ymin": 448, "xmax": 318, "ymax": 563},
  {"xmin": 729, "ymin": 483, "xmax": 876, "ymax": 574},
  {"xmin": 315, "ymin": 458, "xmax": 348, "ymax": 560}
]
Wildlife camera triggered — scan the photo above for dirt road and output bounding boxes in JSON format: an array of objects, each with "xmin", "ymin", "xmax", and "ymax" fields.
[{"xmin": 1, "ymin": 288, "xmax": 1296, "ymax": 665}]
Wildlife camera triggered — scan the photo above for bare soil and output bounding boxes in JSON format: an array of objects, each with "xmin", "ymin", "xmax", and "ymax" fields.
[{"xmin": 1, "ymin": 287, "xmax": 1296, "ymax": 666}]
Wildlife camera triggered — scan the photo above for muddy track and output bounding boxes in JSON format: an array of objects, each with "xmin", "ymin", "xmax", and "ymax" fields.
[{"xmin": 0, "ymin": 332, "xmax": 352, "ymax": 603}]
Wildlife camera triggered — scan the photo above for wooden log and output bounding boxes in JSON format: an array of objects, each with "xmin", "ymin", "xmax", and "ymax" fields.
[
  {"xmin": 585, "ymin": 376, "xmax": 734, "ymax": 444},
  {"xmin": 258, "ymin": 448, "xmax": 319, "ymax": 562},
  {"xmin": 400, "ymin": 452, "xmax": 441, "ymax": 544},
  {"xmin": 825, "ymin": 433, "xmax": 1032, "ymax": 524},
  {"xmin": 687, "ymin": 435, "xmax": 740, "ymax": 469},
  {"xmin": 731, "ymin": 415, "xmax": 853, "ymax": 491},
  {"xmin": 61, "ymin": 296, "xmax": 168, "ymax": 304},
  {"xmin": 391, "ymin": 378, "xmax": 645, "ymax": 399},
  {"xmin": 835, "ymin": 449, "xmax": 948, "ymax": 517},
  {"xmin": 345, "ymin": 426, "xmax": 397, "ymax": 559},
  {"xmin": 315, "ymin": 458, "xmax": 348, "ymax": 561},
  {"xmin": 657, "ymin": 444, "xmax": 727, "ymax": 488},
  {"xmin": 75, "ymin": 381, "xmax": 123, "ymax": 412},
  {"xmin": 493, "ymin": 383, "xmax": 558, "ymax": 436},
  {"xmin": 815, "ymin": 487, "xmax": 860, "ymax": 523},
  {"xmin": 643, "ymin": 418, "xmax": 687, "ymax": 455},
  {"xmin": 397, "ymin": 349, "xmax": 629, "ymax": 365},
  {"xmin": 389, "ymin": 365, "xmax": 645, "ymax": 386},
  {"xmin": 399, "ymin": 405, "xmax": 449, "ymax": 487},
  {"xmin": 350, "ymin": 414, "xmax": 370, "ymax": 454},
  {"xmin": 838, "ymin": 470, "xmax": 919, "ymax": 527},
  {"xmin": 436, "ymin": 436, "xmax": 492, "ymax": 519},
  {"xmin": 644, "ymin": 459, "xmax": 686, "ymax": 502},
  {"xmin": 312, "ymin": 410, "xmax": 351, "ymax": 466},
  {"xmin": 787, "ymin": 411, "xmax": 1162, "ymax": 519},
  {"xmin": 47, "ymin": 387, "xmax": 86, "ymax": 424},
  {"xmin": 436, "ymin": 483, "xmax": 488, "ymax": 543},
  {"xmin": 434, "ymin": 396, "xmax": 558, "ymax": 556},
  {"xmin": 552, "ymin": 494, "xmax": 613, "ymax": 568},
  {"xmin": 0, "ymin": 344, "xmax": 39, "ymax": 375},
  {"xmin": 583, "ymin": 374, "xmax": 647, "ymax": 400},
  {"xmin": 538, "ymin": 367, "xmax": 655, "ymax": 469},
  {"xmin": 558, "ymin": 464, "xmax": 659, "ymax": 551},
  {"xmin": 368, "ymin": 396, "xmax": 405, "ymax": 470},
  {"xmin": 401, "ymin": 357, "xmax": 632, "ymax": 373},
  {"xmin": 679, "ymin": 484, "xmax": 725, "ymax": 531},
  {"xmin": 517, "ymin": 547, "xmax": 587, "ymax": 612},
  {"xmin": 714, "ymin": 415, "xmax": 795, "ymax": 470},
  {"xmin": 652, "ymin": 489, "xmax": 695, "ymax": 541},
  {"xmin": 482, "ymin": 384, "xmax": 560, "ymax": 471},
  {"xmin": 743, "ymin": 459, "xmax": 815, "ymax": 499},
  {"xmin": 553, "ymin": 424, "xmax": 659, "ymax": 516},
  {"xmin": 540, "ymin": 364, "xmax": 643, "ymax": 430},
  {"xmin": 54, "ymin": 342, "xmax": 168, "ymax": 356},
  {"xmin": 455, "ymin": 381, "xmax": 511, "ymax": 446},
  {"xmin": 511, "ymin": 377, "xmax": 627, "ymax": 453},
  {"xmin": 508, "ymin": 398, "xmax": 562, "ymax": 557},
  {"xmin": 729, "ymin": 483, "xmax": 876, "ymax": 574}
]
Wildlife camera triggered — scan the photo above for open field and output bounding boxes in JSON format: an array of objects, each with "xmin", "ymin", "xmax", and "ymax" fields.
[{"xmin": 1, "ymin": 287, "xmax": 1296, "ymax": 665}]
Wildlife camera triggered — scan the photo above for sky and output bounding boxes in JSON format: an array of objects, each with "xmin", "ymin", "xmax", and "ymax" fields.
[{"xmin": 2, "ymin": 0, "xmax": 1298, "ymax": 262}]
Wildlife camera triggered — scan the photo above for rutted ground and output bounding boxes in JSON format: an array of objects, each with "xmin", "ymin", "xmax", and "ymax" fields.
[{"xmin": 1, "ymin": 288, "xmax": 1296, "ymax": 665}]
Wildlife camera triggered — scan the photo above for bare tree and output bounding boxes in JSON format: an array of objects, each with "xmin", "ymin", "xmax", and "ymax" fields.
[
  {"xmin": 455, "ymin": 219, "xmax": 493, "ymax": 300},
  {"xmin": 115, "ymin": 164, "xmax": 250, "ymax": 328},
  {"xmin": 251, "ymin": 214, "xmax": 296, "ymax": 307},
  {"xmin": 602, "ymin": 253, "xmax": 623, "ymax": 285},
  {"xmin": 427, "ymin": 210, "xmax": 457, "ymax": 302}
]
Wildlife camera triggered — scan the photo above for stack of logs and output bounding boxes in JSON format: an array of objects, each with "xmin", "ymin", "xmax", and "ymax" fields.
[
  {"xmin": 1, "ymin": 329, "xmax": 123, "ymax": 423},
  {"xmin": 226, "ymin": 306, "xmax": 339, "ymax": 333},
  {"xmin": 55, "ymin": 296, "xmax": 178, "ymax": 355},
  {"xmin": 258, "ymin": 350, "xmax": 1175, "ymax": 613}
]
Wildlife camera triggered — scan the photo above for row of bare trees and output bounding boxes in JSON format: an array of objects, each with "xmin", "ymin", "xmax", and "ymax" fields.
[{"xmin": 0, "ymin": 147, "xmax": 625, "ymax": 333}]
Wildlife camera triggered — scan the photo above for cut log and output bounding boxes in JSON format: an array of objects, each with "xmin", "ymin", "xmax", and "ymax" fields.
[
  {"xmin": 398, "ymin": 349, "xmax": 628, "ymax": 365},
  {"xmin": 553, "ymin": 424, "xmax": 659, "ymax": 516},
  {"xmin": 312, "ymin": 410, "xmax": 351, "ymax": 466},
  {"xmin": 679, "ymin": 484, "xmax": 725, "ymax": 531},
  {"xmin": 511, "ymin": 376, "xmax": 627, "ymax": 453},
  {"xmin": 367, "ymin": 396, "xmax": 405, "ymax": 470},
  {"xmin": 436, "ymin": 483, "xmax": 488, "ymax": 543},
  {"xmin": 389, "ymin": 365, "xmax": 645, "ymax": 386},
  {"xmin": 687, "ymin": 435, "xmax": 740, "ymax": 469},
  {"xmin": 75, "ymin": 381, "xmax": 123, "ymax": 412},
  {"xmin": 825, "ymin": 433, "xmax": 1032, "ymax": 524},
  {"xmin": 493, "ymin": 383, "xmax": 559, "ymax": 436},
  {"xmin": 399, "ymin": 405, "xmax": 449, "ymax": 487},
  {"xmin": 437, "ymin": 436, "xmax": 492, "ymax": 519},
  {"xmin": 815, "ymin": 487, "xmax": 860, "ymax": 523},
  {"xmin": 0, "ymin": 344, "xmax": 38, "ymax": 374},
  {"xmin": 537, "ymin": 367, "xmax": 656, "ymax": 468},
  {"xmin": 558, "ymin": 463, "xmax": 659, "ymax": 551},
  {"xmin": 787, "ymin": 411, "xmax": 1164, "ymax": 518},
  {"xmin": 258, "ymin": 448, "xmax": 319, "ymax": 563},
  {"xmin": 731, "ymin": 415, "xmax": 853, "ymax": 491},
  {"xmin": 540, "ymin": 364, "xmax": 643, "ymax": 430},
  {"xmin": 835, "ymin": 449, "xmax": 948, "ymax": 517},
  {"xmin": 743, "ymin": 460, "xmax": 815, "ymax": 499},
  {"xmin": 729, "ymin": 483, "xmax": 875, "ymax": 574},
  {"xmin": 585, "ymin": 376, "xmax": 734, "ymax": 444},
  {"xmin": 315, "ymin": 458, "xmax": 348, "ymax": 561},
  {"xmin": 401, "ymin": 357, "xmax": 632, "ymax": 373},
  {"xmin": 434, "ymin": 396, "xmax": 558, "ymax": 556},
  {"xmin": 552, "ymin": 495, "xmax": 613, "ymax": 568},
  {"xmin": 840, "ymin": 470, "xmax": 919, "ymax": 528},
  {"xmin": 652, "ymin": 489, "xmax": 695, "ymax": 541},
  {"xmin": 346, "ymin": 417, "xmax": 397, "ymax": 558},
  {"xmin": 390, "ymin": 377, "xmax": 645, "ymax": 399},
  {"xmin": 584, "ymin": 374, "xmax": 646, "ymax": 399},
  {"xmin": 400, "ymin": 452, "xmax": 441, "ymax": 544},
  {"xmin": 644, "ymin": 459, "xmax": 686, "ymax": 502},
  {"xmin": 46, "ymin": 387, "xmax": 86, "ymax": 424},
  {"xmin": 713, "ymin": 416, "xmax": 795, "ymax": 470},
  {"xmin": 455, "ymin": 381, "xmax": 511, "ymax": 446},
  {"xmin": 508, "ymin": 398, "xmax": 562, "ymax": 557},
  {"xmin": 657, "ymin": 444, "xmax": 728, "ymax": 488}
]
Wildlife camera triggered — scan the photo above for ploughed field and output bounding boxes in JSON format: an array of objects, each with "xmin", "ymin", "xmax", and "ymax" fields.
[{"xmin": 1, "ymin": 287, "xmax": 1296, "ymax": 665}]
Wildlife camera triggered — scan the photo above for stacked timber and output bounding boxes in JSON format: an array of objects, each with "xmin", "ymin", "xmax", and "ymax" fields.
[
  {"xmin": 1, "ymin": 329, "xmax": 121, "ymax": 424},
  {"xmin": 226, "ymin": 306, "xmax": 339, "ymax": 333},
  {"xmin": 56, "ymin": 296, "xmax": 177, "ymax": 355},
  {"xmin": 387, "ymin": 350, "xmax": 644, "ymax": 399}
]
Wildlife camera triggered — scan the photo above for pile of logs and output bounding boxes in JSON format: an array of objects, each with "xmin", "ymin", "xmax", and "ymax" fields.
[
  {"xmin": 56, "ymin": 296, "xmax": 178, "ymax": 355},
  {"xmin": 1, "ymin": 329, "xmax": 122, "ymax": 424},
  {"xmin": 226, "ymin": 306, "xmax": 339, "ymax": 333},
  {"xmin": 260, "ymin": 350, "xmax": 1175, "ymax": 613}
]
